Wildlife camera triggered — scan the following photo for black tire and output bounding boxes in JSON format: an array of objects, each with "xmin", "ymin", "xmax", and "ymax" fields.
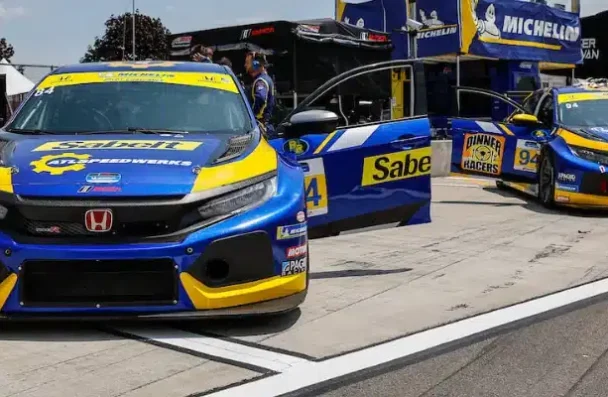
[
  {"xmin": 496, "ymin": 180, "xmax": 507, "ymax": 190},
  {"xmin": 538, "ymin": 149, "xmax": 556, "ymax": 208}
]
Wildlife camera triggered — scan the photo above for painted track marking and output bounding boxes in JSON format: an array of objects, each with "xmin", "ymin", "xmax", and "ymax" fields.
[
  {"xmin": 115, "ymin": 326, "xmax": 310, "ymax": 373},
  {"xmin": 202, "ymin": 277, "xmax": 608, "ymax": 396}
]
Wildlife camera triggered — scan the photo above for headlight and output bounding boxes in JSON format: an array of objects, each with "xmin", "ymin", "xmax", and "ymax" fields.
[
  {"xmin": 570, "ymin": 145, "xmax": 608, "ymax": 165},
  {"xmin": 197, "ymin": 177, "xmax": 277, "ymax": 219}
]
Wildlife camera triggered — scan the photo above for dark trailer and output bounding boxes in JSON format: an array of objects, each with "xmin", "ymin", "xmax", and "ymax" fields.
[{"xmin": 168, "ymin": 19, "xmax": 397, "ymax": 123}]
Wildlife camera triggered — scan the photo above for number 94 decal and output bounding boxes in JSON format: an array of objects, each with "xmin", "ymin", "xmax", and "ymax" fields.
[
  {"xmin": 513, "ymin": 139, "xmax": 540, "ymax": 173},
  {"xmin": 300, "ymin": 158, "xmax": 328, "ymax": 218}
]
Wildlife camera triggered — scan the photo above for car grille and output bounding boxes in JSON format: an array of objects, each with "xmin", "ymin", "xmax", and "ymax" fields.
[
  {"xmin": 0, "ymin": 196, "xmax": 205, "ymax": 241},
  {"xmin": 20, "ymin": 259, "xmax": 178, "ymax": 307}
]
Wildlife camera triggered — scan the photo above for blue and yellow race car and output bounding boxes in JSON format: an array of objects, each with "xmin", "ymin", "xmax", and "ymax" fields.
[
  {"xmin": 0, "ymin": 59, "xmax": 432, "ymax": 319},
  {"xmin": 450, "ymin": 81, "xmax": 608, "ymax": 208}
]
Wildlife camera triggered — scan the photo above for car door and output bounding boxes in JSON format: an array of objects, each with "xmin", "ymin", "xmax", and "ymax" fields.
[
  {"xmin": 269, "ymin": 61, "xmax": 433, "ymax": 237},
  {"xmin": 450, "ymin": 87, "xmax": 552, "ymax": 183}
]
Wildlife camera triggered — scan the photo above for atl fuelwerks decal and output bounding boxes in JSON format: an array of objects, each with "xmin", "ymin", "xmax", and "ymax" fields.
[
  {"xmin": 33, "ymin": 140, "xmax": 203, "ymax": 152},
  {"xmin": 276, "ymin": 223, "xmax": 307, "ymax": 240},
  {"xmin": 361, "ymin": 147, "xmax": 432, "ymax": 187},
  {"xmin": 31, "ymin": 153, "xmax": 193, "ymax": 175},
  {"xmin": 281, "ymin": 258, "xmax": 307, "ymax": 276},
  {"xmin": 461, "ymin": 133, "xmax": 505, "ymax": 176}
]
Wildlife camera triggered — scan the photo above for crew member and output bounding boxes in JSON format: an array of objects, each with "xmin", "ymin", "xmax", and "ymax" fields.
[
  {"xmin": 191, "ymin": 45, "xmax": 214, "ymax": 63},
  {"xmin": 245, "ymin": 51, "xmax": 276, "ymax": 138}
]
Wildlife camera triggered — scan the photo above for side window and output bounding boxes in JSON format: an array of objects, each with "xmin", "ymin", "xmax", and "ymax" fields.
[
  {"xmin": 537, "ymin": 95, "xmax": 554, "ymax": 126},
  {"xmin": 522, "ymin": 92, "xmax": 540, "ymax": 115}
]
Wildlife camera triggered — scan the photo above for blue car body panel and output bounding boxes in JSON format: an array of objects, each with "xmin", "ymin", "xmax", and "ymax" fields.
[
  {"xmin": 269, "ymin": 116, "xmax": 433, "ymax": 230},
  {"xmin": 449, "ymin": 85, "xmax": 608, "ymax": 207}
]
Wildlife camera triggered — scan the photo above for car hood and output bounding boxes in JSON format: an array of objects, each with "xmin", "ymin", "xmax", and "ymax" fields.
[{"xmin": 4, "ymin": 135, "xmax": 231, "ymax": 197}]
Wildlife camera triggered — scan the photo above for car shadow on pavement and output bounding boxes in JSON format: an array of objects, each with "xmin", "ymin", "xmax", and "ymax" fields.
[{"xmin": 0, "ymin": 322, "xmax": 121, "ymax": 342}]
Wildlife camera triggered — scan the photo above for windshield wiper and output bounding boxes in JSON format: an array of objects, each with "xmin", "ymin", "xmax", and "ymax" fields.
[
  {"xmin": 126, "ymin": 127, "xmax": 189, "ymax": 135},
  {"xmin": 4, "ymin": 128, "xmax": 52, "ymax": 135}
]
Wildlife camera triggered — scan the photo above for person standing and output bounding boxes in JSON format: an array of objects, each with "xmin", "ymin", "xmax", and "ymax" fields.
[
  {"xmin": 244, "ymin": 51, "xmax": 276, "ymax": 138},
  {"xmin": 191, "ymin": 45, "xmax": 214, "ymax": 63}
]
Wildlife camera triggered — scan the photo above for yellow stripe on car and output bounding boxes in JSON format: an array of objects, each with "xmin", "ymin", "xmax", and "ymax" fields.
[
  {"xmin": 0, "ymin": 274, "xmax": 17, "ymax": 310},
  {"xmin": 180, "ymin": 272, "xmax": 307, "ymax": 310},
  {"xmin": 191, "ymin": 138, "xmax": 277, "ymax": 192},
  {"xmin": 0, "ymin": 167, "xmax": 13, "ymax": 193},
  {"xmin": 314, "ymin": 131, "xmax": 338, "ymax": 154},
  {"xmin": 558, "ymin": 128, "xmax": 608, "ymax": 152},
  {"xmin": 497, "ymin": 124, "xmax": 515, "ymax": 136},
  {"xmin": 557, "ymin": 92, "xmax": 608, "ymax": 104},
  {"xmin": 36, "ymin": 71, "xmax": 239, "ymax": 93}
]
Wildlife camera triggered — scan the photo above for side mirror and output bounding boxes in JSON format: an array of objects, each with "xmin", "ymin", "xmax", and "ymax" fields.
[
  {"xmin": 281, "ymin": 110, "xmax": 340, "ymax": 137},
  {"xmin": 511, "ymin": 113, "xmax": 540, "ymax": 125}
]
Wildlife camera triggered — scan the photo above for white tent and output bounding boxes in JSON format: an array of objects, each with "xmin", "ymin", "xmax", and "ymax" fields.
[{"xmin": 0, "ymin": 58, "xmax": 34, "ymax": 96}]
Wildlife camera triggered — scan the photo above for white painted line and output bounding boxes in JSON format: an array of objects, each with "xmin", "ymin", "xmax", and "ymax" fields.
[
  {"xmin": 116, "ymin": 327, "xmax": 310, "ymax": 372},
  {"xmin": 206, "ymin": 277, "xmax": 608, "ymax": 396}
]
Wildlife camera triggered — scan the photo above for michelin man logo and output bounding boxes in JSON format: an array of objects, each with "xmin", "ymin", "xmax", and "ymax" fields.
[
  {"xmin": 343, "ymin": 17, "xmax": 365, "ymax": 28},
  {"xmin": 419, "ymin": 10, "xmax": 444, "ymax": 28},
  {"xmin": 472, "ymin": 0, "xmax": 501, "ymax": 40}
]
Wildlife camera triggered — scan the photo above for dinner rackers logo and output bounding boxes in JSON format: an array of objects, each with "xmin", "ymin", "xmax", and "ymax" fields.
[{"xmin": 461, "ymin": 133, "xmax": 505, "ymax": 176}]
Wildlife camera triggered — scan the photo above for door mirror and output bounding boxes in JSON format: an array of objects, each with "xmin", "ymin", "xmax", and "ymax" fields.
[
  {"xmin": 281, "ymin": 110, "xmax": 340, "ymax": 137},
  {"xmin": 511, "ymin": 113, "xmax": 540, "ymax": 125}
]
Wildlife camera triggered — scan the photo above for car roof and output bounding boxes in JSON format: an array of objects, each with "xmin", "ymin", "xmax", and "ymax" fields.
[{"xmin": 49, "ymin": 61, "xmax": 230, "ymax": 75}]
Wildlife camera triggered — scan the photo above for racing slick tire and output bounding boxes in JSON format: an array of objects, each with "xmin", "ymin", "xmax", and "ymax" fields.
[{"xmin": 538, "ymin": 149, "xmax": 556, "ymax": 208}]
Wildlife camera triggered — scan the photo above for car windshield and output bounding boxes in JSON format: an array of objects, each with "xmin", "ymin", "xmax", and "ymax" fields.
[
  {"xmin": 7, "ymin": 71, "xmax": 252, "ymax": 135},
  {"xmin": 558, "ymin": 94, "xmax": 608, "ymax": 128}
]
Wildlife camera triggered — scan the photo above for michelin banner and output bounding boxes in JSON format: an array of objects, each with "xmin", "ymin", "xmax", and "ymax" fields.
[
  {"xmin": 336, "ymin": 0, "xmax": 408, "ymax": 59},
  {"xmin": 461, "ymin": 0, "xmax": 582, "ymax": 64},
  {"xmin": 415, "ymin": 0, "xmax": 461, "ymax": 58}
]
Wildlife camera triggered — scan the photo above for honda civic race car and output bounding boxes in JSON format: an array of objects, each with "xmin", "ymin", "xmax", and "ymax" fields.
[
  {"xmin": 450, "ymin": 81, "xmax": 608, "ymax": 209},
  {"xmin": 0, "ymin": 59, "xmax": 433, "ymax": 319}
]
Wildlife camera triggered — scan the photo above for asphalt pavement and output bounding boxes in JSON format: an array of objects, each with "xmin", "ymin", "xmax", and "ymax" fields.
[{"xmin": 320, "ymin": 297, "xmax": 608, "ymax": 397}]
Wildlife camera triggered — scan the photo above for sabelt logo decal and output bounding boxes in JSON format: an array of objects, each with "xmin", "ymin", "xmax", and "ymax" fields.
[
  {"xmin": 286, "ymin": 244, "xmax": 307, "ymax": 259},
  {"xmin": 277, "ymin": 223, "xmax": 307, "ymax": 240},
  {"xmin": 30, "ymin": 153, "xmax": 193, "ymax": 175},
  {"xmin": 461, "ymin": 133, "xmax": 506, "ymax": 176},
  {"xmin": 361, "ymin": 147, "xmax": 432, "ymax": 187},
  {"xmin": 281, "ymin": 258, "xmax": 307, "ymax": 276},
  {"xmin": 33, "ymin": 140, "xmax": 203, "ymax": 152}
]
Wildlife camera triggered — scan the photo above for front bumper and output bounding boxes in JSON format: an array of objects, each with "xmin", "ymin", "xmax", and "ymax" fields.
[{"xmin": 0, "ymin": 179, "xmax": 308, "ymax": 319}]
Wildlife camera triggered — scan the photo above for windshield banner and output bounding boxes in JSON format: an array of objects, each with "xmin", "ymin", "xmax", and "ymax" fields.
[
  {"xmin": 36, "ymin": 72, "xmax": 238, "ymax": 93},
  {"xmin": 460, "ymin": 0, "xmax": 582, "ymax": 64},
  {"xmin": 415, "ymin": 0, "xmax": 460, "ymax": 58}
]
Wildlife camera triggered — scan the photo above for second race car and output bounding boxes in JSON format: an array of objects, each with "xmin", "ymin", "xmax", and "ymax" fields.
[{"xmin": 450, "ymin": 79, "xmax": 608, "ymax": 209}]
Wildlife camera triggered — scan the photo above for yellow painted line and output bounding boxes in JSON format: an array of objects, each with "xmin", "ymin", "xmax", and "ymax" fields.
[
  {"xmin": 497, "ymin": 124, "xmax": 515, "ymax": 136},
  {"xmin": 314, "ymin": 131, "xmax": 338, "ymax": 154}
]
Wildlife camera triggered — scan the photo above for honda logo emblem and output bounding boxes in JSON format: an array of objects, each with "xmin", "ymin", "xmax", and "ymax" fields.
[{"xmin": 84, "ymin": 209, "xmax": 113, "ymax": 232}]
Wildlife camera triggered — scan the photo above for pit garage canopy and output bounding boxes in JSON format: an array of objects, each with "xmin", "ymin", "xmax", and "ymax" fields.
[{"xmin": 167, "ymin": 19, "xmax": 393, "ymax": 97}]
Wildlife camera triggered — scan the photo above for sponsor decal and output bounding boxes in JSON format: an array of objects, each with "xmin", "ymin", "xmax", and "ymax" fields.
[
  {"xmin": 461, "ymin": 133, "xmax": 505, "ymax": 176},
  {"xmin": 601, "ymin": 165, "xmax": 606, "ymax": 174},
  {"xmin": 296, "ymin": 211, "xmax": 306, "ymax": 223},
  {"xmin": 86, "ymin": 172, "xmax": 121, "ymax": 184},
  {"xmin": 281, "ymin": 257, "xmax": 307, "ymax": 276},
  {"xmin": 555, "ymin": 183, "xmax": 578, "ymax": 192},
  {"xmin": 34, "ymin": 226, "xmax": 61, "ymax": 234},
  {"xmin": 555, "ymin": 195, "xmax": 570, "ymax": 203},
  {"xmin": 301, "ymin": 158, "xmax": 328, "ymax": 217},
  {"xmin": 241, "ymin": 26, "xmax": 275, "ymax": 39},
  {"xmin": 417, "ymin": 26, "xmax": 458, "ymax": 39},
  {"xmin": 361, "ymin": 147, "xmax": 432, "ymax": 187},
  {"xmin": 557, "ymin": 172, "xmax": 576, "ymax": 182},
  {"xmin": 277, "ymin": 223, "xmax": 307, "ymax": 240},
  {"xmin": 286, "ymin": 244, "xmax": 307, "ymax": 259},
  {"xmin": 360, "ymin": 32, "xmax": 388, "ymax": 42},
  {"xmin": 107, "ymin": 61, "xmax": 178, "ymax": 69},
  {"xmin": 533, "ymin": 130, "xmax": 548, "ymax": 138},
  {"xmin": 84, "ymin": 209, "xmax": 113, "ymax": 232},
  {"xmin": 514, "ymin": 139, "xmax": 540, "ymax": 173},
  {"xmin": 583, "ymin": 38, "xmax": 600, "ymax": 60},
  {"xmin": 283, "ymin": 139, "xmax": 309, "ymax": 156},
  {"xmin": 30, "ymin": 153, "xmax": 193, "ymax": 176},
  {"xmin": 78, "ymin": 185, "xmax": 121, "ymax": 193},
  {"xmin": 171, "ymin": 36, "xmax": 192, "ymax": 48},
  {"xmin": 33, "ymin": 140, "xmax": 203, "ymax": 152}
]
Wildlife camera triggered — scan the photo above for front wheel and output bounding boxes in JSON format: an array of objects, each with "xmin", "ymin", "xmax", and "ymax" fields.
[{"xmin": 538, "ymin": 150, "xmax": 556, "ymax": 208}]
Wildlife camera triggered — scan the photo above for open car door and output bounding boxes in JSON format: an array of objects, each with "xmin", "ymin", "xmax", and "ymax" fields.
[
  {"xmin": 450, "ymin": 87, "xmax": 552, "ymax": 184},
  {"xmin": 269, "ymin": 60, "xmax": 433, "ymax": 238}
]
